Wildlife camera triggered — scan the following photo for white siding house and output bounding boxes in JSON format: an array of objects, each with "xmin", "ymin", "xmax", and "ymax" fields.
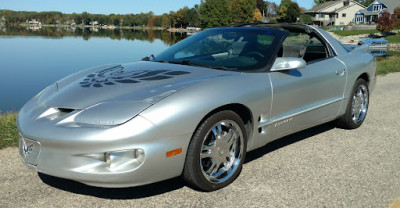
[{"xmin": 305, "ymin": 0, "xmax": 366, "ymax": 26}]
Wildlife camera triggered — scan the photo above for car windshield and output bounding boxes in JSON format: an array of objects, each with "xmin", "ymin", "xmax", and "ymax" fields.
[{"xmin": 154, "ymin": 27, "xmax": 283, "ymax": 72}]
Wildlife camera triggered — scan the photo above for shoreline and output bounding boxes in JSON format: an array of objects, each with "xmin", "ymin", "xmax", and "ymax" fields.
[{"xmin": 15, "ymin": 23, "xmax": 189, "ymax": 32}]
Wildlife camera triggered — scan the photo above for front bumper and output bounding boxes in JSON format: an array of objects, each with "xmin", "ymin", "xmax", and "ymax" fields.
[{"xmin": 17, "ymin": 100, "xmax": 191, "ymax": 188}]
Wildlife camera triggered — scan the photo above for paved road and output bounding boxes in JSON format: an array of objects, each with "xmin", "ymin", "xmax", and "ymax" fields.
[{"xmin": 1, "ymin": 73, "xmax": 400, "ymax": 207}]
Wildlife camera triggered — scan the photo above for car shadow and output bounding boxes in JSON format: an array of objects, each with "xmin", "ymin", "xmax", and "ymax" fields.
[
  {"xmin": 38, "ymin": 122, "xmax": 336, "ymax": 199},
  {"xmin": 38, "ymin": 173, "xmax": 185, "ymax": 199},
  {"xmin": 245, "ymin": 121, "xmax": 336, "ymax": 163}
]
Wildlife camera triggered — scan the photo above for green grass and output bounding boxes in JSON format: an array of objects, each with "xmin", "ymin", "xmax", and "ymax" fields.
[
  {"xmin": 386, "ymin": 34, "xmax": 400, "ymax": 44},
  {"xmin": 332, "ymin": 29, "xmax": 380, "ymax": 36},
  {"xmin": 0, "ymin": 112, "xmax": 19, "ymax": 149},
  {"xmin": 376, "ymin": 55, "xmax": 400, "ymax": 75}
]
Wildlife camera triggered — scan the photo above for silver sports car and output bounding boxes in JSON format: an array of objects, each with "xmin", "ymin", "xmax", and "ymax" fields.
[{"xmin": 17, "ymin": 23, "xmax": 376, "ymax": 191}]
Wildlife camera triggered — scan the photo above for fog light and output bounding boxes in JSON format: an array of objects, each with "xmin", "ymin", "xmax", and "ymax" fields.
[
  {"xmin": 135, "ymin": 149, "xmax": 145, "ymax": 164},
  {"xmin": 103, "ymin": 149, "xmax": 145, "ymax": 170}
]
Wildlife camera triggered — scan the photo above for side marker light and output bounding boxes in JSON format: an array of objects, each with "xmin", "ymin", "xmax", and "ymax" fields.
[{"xmin": 166, "ymin": 148, "xmax": 182, "ymax": 158}]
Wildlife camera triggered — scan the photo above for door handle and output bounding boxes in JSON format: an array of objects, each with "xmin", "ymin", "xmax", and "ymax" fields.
[{"xmin": 336, "ymin": 68, "xmax": 345, "ymax": 76}]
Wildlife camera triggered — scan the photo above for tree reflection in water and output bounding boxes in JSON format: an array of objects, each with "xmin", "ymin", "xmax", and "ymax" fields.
[{"xmin": 0, "ymin": 26, "xmax": 187, "ymax": 46}]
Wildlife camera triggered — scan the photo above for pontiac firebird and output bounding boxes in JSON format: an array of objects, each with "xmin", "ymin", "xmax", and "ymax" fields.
[{"xmin": 17, "ymin": 23, "xmax": 376, "ymax": 191}]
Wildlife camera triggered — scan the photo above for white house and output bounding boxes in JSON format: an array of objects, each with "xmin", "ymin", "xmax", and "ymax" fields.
[
  {"xmin": 355, "ymin": 0, "xmax": 400, "ymax": 24},
  {"xmin": 305, "ymin": 0, "xmax": 366, "ymax": 26}
]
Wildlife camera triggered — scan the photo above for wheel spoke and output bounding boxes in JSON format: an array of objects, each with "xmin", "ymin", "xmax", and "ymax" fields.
[
  {"xmin": 211, "ymin": 125, "xmax": 223, "ymax": 139},
  {"xmin": 227, "ymin": 129, "xmax": 238, "ymax": 147},
  {"xmin": 201, "ymin": 145, "xmax": 214, "ymax": 159},
  {"xmin": 206, "ymin": 160, "xmax": 219, "ymax": 175}
]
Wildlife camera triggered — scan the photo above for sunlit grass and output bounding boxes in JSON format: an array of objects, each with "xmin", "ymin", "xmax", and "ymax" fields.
[
  {"xmin": 332, "ymin": 29, "xmax": 380, "ymax": 36},
  {"xmin": 386, "ymin": 34, "xmax": 400, "ymax": 43},
  {"xmin": 376, "ymin": 55, "xmax": 400, "ymax": 75},
  {"xmin": 0, "ymin": 112, "xmax": 19, "ymax": 149}
]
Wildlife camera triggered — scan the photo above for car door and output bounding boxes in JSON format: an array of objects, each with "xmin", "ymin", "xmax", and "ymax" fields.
[{"xmin": 267, "ymin": 34, "xmax": 347, "ymax": 138}]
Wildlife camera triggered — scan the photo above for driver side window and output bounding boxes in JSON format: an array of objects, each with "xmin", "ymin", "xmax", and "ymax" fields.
[{"xmin": 278, "ymin": 32, "xmax": 329, "ymax": 63}]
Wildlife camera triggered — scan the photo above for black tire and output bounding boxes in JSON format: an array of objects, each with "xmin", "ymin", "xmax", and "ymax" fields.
[
  {"xmin": 183, "ymin": 110, "xmax": 247, "ymax": 191},
  {"xmin": 337, "ymin": 79, "xmax": 369, "ymax": 129}
]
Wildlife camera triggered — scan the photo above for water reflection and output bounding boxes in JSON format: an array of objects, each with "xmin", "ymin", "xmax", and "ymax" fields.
[
  {"xmin": 0, "ymin": 27, "xmax": 188, "ymax": 112},
  {"xmin": 0, "ymin": 26, "xmax": 187, "ymax": 46}
]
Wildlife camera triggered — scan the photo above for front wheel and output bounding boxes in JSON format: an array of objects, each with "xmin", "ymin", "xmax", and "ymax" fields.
[
  {"xmin": 337, "ymin": 79, "xmax": 369, "ymax": 129},
  {"xmin": 183, "ymin": 110, "xmax": 247, "ymax": 191}
]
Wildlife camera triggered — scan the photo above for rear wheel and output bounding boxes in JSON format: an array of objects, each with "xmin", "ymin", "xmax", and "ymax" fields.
[
  {"xmin": 183, "ymin": 110, "xmax": 247, "ymax": 191},
  {"xmin": 337, "ymin": 79, "xmax": 369, "ymax": 129}
]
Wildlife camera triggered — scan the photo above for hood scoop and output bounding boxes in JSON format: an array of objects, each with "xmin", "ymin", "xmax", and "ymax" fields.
[{"xmin": 58, "ymin": 108, "xmax": 75, "ymax": 113}]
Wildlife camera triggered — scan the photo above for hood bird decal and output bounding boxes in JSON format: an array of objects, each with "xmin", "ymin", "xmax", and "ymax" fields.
[{"xmin": 79, "ymin": 65, "xmax": 191, "ymax": 88}]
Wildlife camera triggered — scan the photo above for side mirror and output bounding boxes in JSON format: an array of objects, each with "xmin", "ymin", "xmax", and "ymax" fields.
[{"xmin": 271, "ymin": 57, "xmax": 306, "ymax": 72}]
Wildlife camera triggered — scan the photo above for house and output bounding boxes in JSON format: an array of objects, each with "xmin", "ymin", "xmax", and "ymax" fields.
[
  {"xmin": 26, "ymin": 19, "xmax": 42, "ymax": 26},
  {"xmin": 89, "ymin": 21, "xmax": 99, "ymax": 26},
  {"xmin": 305, "ymin": 0, "xmax": 365, "ymax": 26},
  {"xmin": 355, "ymin": 0, "xmax": 400, "ymax": 24}
]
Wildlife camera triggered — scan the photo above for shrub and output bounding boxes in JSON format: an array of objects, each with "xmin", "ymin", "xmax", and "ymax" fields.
[
  {"xmin": 375, "ymin": 10, "xmax": 396, "ymax": 35},
  {"xmin": 298, "ymin": 14, "xmax": 313, "ymax": 25}
]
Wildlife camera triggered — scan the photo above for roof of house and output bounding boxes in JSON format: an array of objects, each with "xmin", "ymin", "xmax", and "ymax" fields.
[
  {"xmin": 358, "ymin": 9, "xmax": 377, "ymax": 15},
  {"xmin": 359, "ymin": 0, "xmax": 399, "ymax": 15},
  {"xmin": 306, "ymin": 1, "xmax": 340, "ymax": 13},
  {"xmin": 306, "ymin": 0, "xmax": 365, "ymax": 13},
  {"xmin": 378, "ymin": 0, "xmax": 400, "ymax": 13}
]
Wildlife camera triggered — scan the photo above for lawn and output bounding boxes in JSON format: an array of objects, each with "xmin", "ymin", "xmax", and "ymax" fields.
[
  {"xmin": 376, "ymin": 51, "xmax": 400, "ymax": 75},
  {"xmin": 386, "ymin": 34, "xmax": 400, "ymax": 43},
  {"xmin": 332, "ymin": 29, "xmax": 380, "ymax": 36},
  {"xmin": 0, "ymin": 112, "xmax": 18, "ymax": 149}
]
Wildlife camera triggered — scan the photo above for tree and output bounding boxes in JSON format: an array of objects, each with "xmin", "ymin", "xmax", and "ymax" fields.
[
  {"xmin": 81, "ymin": 12, "xmax": 90, "ymax": 25},
  {"xmin": 147, "ymin": 16, "xmax": 155, "ymax": 27},
  {"xmin": 109, "ymin": 14, "xmax": 120, "ymax": 26},
  {"xmin": 199, "ymin": 0, "xmax": 230, "ymax": 28},
  {"xmin": 256, "ymin": 0, "xmax": 267, "ymax": 15},
  {"xmin": 277, "ymin": 0, "xmax": 300, "ymax": 23},
  {"xmin": 161, "ymin": 13, "xmax": 171, "ymax": 28},
  {"xmin": 375, "ymin": 10, "xmax": 396, "ymax": 35},
  {"xmin": 73, "ymin": 13, "xmax": 82, "ymax": 25},
  {"xmin": 123, "ymin": 14, "xmax": 135, "ymax": 26},
  {"xmin": 187, "ymin": 5, "xmax": 200, "ymax": 27},
  {"xmin": 357, "ymin": 0, "xmax": 374, "ymax": 7},
  {"xmin": 314, "ymin": 0, "xmax": 326, "ymax": 6},
  {"xmin": 298, "ymin": 14, "xmax": 313, "ymax": 25},
  {"xmin": 253, "ymin": 9, "xmax": 263, "ymax": 22},
  {"xmin": 394, "ymin": 7, "xmax": 400, "ymax": 27},
  {"xmin": 228, "ymin": 0, "xmax": 257, "ymax": 25}
]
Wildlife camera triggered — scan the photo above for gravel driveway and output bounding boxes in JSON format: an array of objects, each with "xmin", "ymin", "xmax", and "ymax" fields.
[{"xmin": 1, "ymin": 73, "xmax": 399, "ymax": 208}]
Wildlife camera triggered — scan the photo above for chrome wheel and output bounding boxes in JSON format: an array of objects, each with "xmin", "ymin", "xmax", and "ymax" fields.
[
  {"xmin": 200, "ymin": 120, "xmax": 244, "ymax": 183},
  {"xmin": 337, "ymin": 79, "xmax": 369, "ymax": 129},
  {"xmin": 183, "ymin": 110, "xmax": 247, "ymax": 191},
  {"xmin": 351, "ymin": 84, "xmax": 368, "ymax": 124}
]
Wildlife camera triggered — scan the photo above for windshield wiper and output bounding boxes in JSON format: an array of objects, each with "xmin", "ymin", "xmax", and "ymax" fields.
[
  {"xmin": 161, "ymin": 60, "xmax": 236, "ymax": 71},
  {"xmin": 142, "ymin": 54, "xmax": 155, "ymax": 61}
]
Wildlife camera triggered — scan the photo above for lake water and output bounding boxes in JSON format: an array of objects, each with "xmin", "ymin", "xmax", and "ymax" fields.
[{"xmin": 0, "ymin": 27, "xmax": 187, "ymax": 112}]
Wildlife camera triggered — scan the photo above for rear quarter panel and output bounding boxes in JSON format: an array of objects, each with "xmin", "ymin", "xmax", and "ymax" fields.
[{"xmin": 335, "ymin": 52, "xmax": 376, "ymax": 115}]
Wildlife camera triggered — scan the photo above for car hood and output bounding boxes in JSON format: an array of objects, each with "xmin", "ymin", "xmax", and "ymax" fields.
[{"xmin": 38, "ymin": 61, "xmax": 231, "ymax": 110}]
